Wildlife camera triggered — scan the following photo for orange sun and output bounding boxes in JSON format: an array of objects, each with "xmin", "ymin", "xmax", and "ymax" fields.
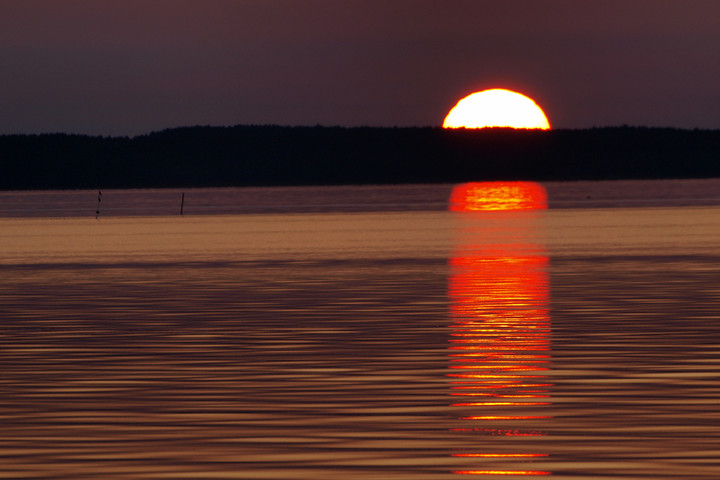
[{"xmin": 443, "ymin": 89, "xmax": 551, "ymax": 130}]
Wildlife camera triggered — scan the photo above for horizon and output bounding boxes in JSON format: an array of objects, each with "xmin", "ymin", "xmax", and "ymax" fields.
[
  {"xmin": 3, "ymin": 123, "xmax": 719, "ymax": 140},
  {"xmin": 3, "ymin": 126, "xmax": 719, "ymax": 192}
]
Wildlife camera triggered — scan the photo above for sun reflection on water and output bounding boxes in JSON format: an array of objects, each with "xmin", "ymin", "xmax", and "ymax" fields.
[
  {"xmin": 448, "ymin": 182, "xmax": 551, "ymax": 476},
  {"xmin": 449, "ymin": 182, "xmax": 547, "ymax": 212}
]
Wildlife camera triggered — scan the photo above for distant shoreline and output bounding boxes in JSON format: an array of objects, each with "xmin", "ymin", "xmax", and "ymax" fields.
[{"xmin": 2, "ymin": 125, "xmax": 719, "ymax": 190}]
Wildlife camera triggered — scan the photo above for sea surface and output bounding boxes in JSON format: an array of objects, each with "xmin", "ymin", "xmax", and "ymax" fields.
[{"xmin": 0, "ymin": 179, "xmax": 719, "ymax": 479}]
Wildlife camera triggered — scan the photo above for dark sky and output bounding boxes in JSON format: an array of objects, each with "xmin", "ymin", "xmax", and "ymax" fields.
[{"xmin": 2, "ymin": 0, "xmax": 719, "ymax": 136}]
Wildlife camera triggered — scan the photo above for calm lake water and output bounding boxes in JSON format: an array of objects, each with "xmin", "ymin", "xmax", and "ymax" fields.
[{"xmin": 0, "ymin": 179, "xmax": 719, "ymax": 479}]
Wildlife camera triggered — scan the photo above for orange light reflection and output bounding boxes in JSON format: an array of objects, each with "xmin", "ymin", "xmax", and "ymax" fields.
[
  {"xmin": 449, "ymin": 182, "xmax": 551, "ymax": 476},
  {"xmin": 461, "ymin": 416, "xmax": 552, "ymax": 420},
  {"xmin": 449, "ymin": 182, "xmax": 547, "ymax": 212},
  {"xmin": 454, "ymin": 471, "xmax": 552, "ymax": 476},
  {"xmin": 453, "ymin": 454, "xmax": 548, "ymax": 458}
]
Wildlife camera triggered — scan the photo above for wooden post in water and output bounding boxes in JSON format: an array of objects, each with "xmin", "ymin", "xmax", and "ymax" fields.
[
  {"xmin": 180, "ymin": 192, "xmax": 185, "ymax": 216},
  {"xmin": 95, "ymin": 189, "xmax": 102, "ymax": 219}
]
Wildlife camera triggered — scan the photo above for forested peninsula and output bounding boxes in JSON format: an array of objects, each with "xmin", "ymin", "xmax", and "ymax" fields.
[{"xmin": 2, "ymin": 125, "xmax": 719, "ymax": 190}]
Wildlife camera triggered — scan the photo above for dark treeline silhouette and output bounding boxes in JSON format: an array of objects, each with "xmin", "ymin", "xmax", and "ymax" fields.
[{"xmin": 1, "ymin": 125, "xmax": 719, "ymax": 190}]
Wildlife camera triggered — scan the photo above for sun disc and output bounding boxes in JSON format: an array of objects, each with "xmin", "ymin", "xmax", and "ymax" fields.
[{"xmin": 443, "ymin": 89, "xmax": 550, "ymax": 130}]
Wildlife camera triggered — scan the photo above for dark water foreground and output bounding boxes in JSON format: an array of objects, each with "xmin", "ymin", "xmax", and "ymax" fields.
[{"xmin": 0, "ymin": 181, "xmax": 718, "ymax": 479}]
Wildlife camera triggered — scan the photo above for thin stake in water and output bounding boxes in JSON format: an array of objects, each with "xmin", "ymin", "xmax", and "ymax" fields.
[
  {"xmin": 180, "ymin": 192, "xmax": 185, "ymax": 215},
  {"xmin": 95, "ymin": 189, "xmax": 102, "ymax": 218}
]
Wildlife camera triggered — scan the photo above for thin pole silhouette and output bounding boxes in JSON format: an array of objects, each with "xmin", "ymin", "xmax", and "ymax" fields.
[
  {"xmin": 180, "ymin": 192, "xmax": 185, "ymax": 215},
  {"xmin": 95, "ymin": 189, "xmax": 102, "ymax": 218}
]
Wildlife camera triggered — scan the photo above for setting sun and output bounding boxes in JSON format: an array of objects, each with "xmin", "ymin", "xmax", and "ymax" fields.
[{"xmin": 443, "ymin": 89, "xmax": 551, "ymax": 130}]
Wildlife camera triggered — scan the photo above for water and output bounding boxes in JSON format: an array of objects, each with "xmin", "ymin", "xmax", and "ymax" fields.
[{"xmin": 0, "ymin": 179, "xmax": 719, "ymax": 479}]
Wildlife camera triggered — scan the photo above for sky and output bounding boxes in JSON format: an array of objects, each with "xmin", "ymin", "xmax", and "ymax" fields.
[{"xmin": 2, "ymin": 0, "xmax": 720, "ymax": 136}]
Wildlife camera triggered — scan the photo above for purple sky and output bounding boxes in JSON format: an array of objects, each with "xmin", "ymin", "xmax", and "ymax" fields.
[{"xmin": 2, "ymin": 0, "xmax": 720, "ymax": 136}]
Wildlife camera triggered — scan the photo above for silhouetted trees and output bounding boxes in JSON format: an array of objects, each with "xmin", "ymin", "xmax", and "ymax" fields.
[{"xmin": 1, "ymin": 125, "xmax": 719, "ymax": 190}]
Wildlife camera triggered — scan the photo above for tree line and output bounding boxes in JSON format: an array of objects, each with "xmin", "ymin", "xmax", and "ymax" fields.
[{"xmin": 1, "ymin": 125, "xmax": 719, "ymax": 190}]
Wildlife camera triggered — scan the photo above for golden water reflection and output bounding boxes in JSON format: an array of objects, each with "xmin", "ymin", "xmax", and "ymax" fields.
[
  {"xmin": 449, "ymin": 182, "xmax": 547, "ymax": 212},
  {"xmin": 449, "ymin": 182, "xmax": 551, "ymax": 476}
]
